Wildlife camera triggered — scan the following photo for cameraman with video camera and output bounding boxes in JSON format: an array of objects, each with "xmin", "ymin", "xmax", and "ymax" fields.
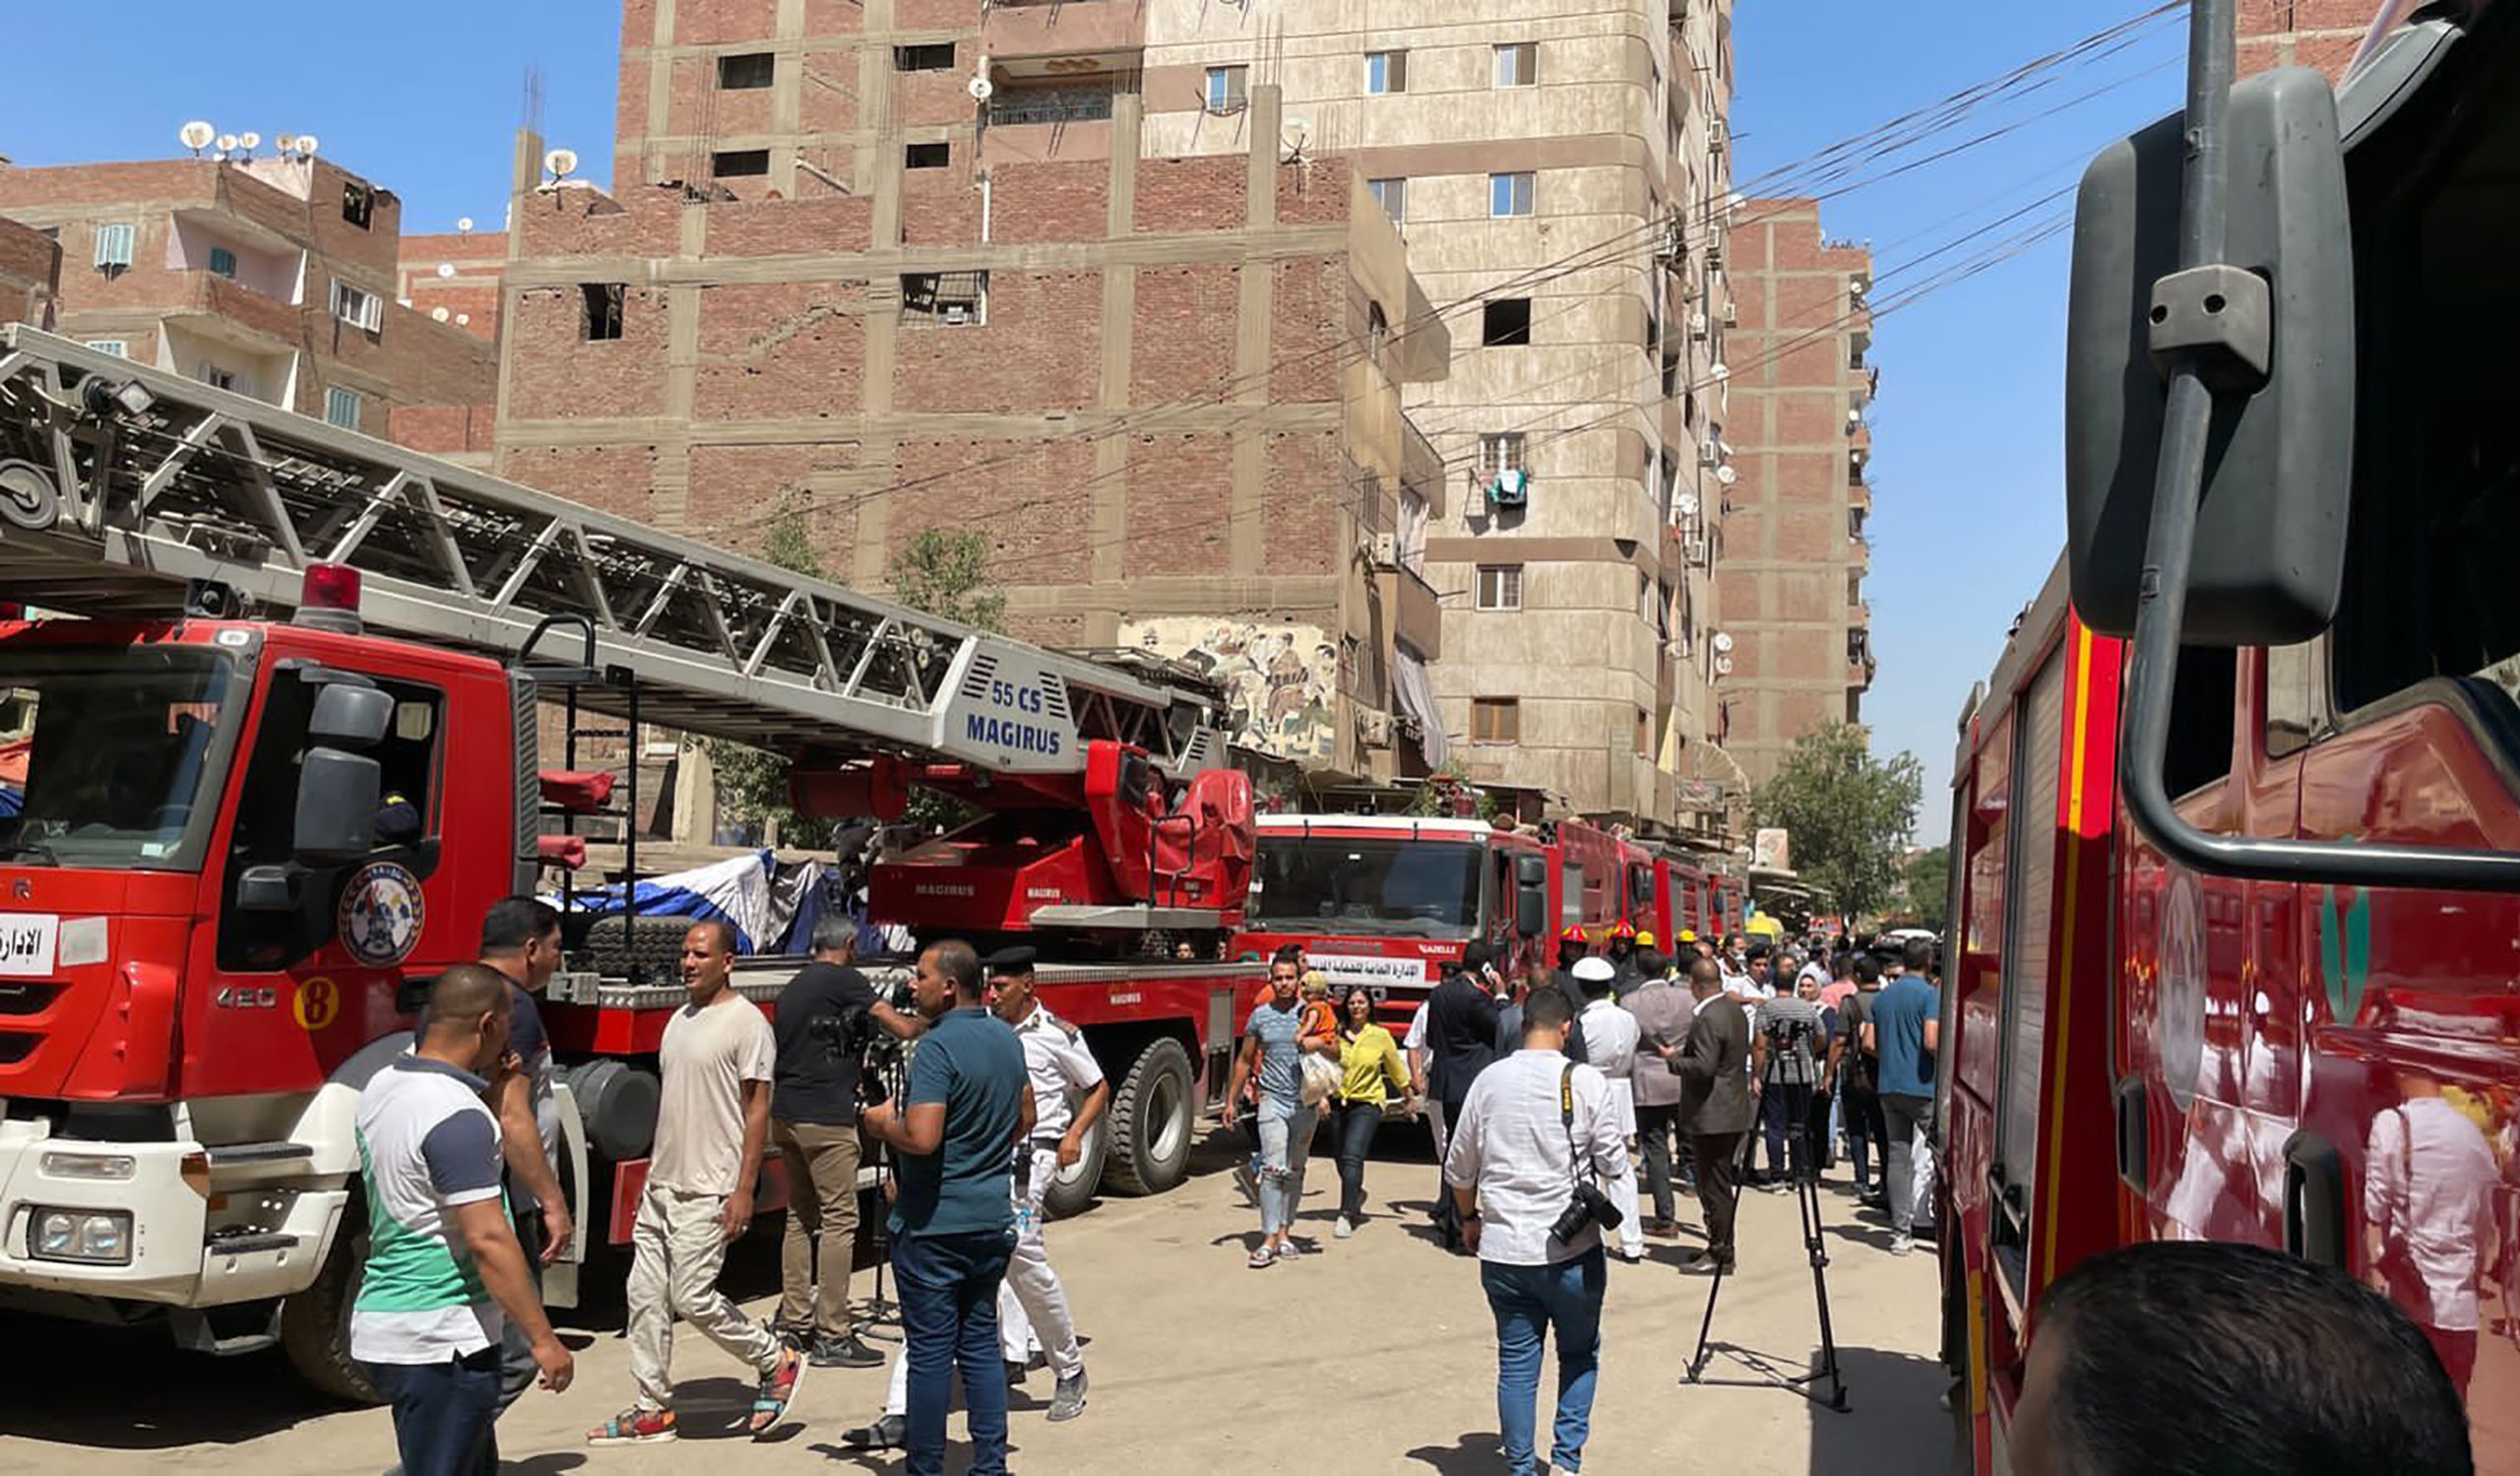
[
  {"xmin": 1443, "ymin": 986, "xmax": 1627, "ymax": 1476},
  {"xmin": 770, "ymin": 913, "xmax": 921, "ymax": 1369}
]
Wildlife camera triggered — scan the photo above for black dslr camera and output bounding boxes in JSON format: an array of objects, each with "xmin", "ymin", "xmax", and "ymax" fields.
[
  {"xmin": 808, "ymin": 977, "xmax": 914, "ymax": 1105},
  {"xmin": 1550, "ymin": 1178, "xmax": 1624, "ymax": 1245}
]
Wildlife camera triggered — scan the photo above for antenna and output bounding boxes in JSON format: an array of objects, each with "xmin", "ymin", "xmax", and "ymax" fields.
[
  {"xmin": 178, "ymin": 120, "xmax": 217, "ymax": 156},
  {"xmin": 542, "ymin": 147, "xmax": 579, "ymax": 185}
]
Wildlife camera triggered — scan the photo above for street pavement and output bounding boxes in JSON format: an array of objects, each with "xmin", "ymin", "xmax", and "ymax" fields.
[{"xmin": 0, "ymin": 1129, "xmax": 1962, "ymax": 1474}]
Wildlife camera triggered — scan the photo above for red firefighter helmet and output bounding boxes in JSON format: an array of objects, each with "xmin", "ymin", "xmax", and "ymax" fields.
[
  {"xmin": 1608, "ymin": 920, "xmax": 1638, "ymax": 941},
  {"xmin": 1558, "ymin": 925, "xmax": 1589, "ymax": 944}
]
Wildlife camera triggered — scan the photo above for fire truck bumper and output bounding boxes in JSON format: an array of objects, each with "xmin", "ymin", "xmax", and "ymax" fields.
[{"xmin": 0, "ymin": 1113, "xmax": 346, "ymax": 1309}]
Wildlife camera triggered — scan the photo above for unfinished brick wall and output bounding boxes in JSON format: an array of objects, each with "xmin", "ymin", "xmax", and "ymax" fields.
[
  {"xmin": 0, "ymin": 217, "xmax": 59, "ymax": 328},
  {"xmin": 506, "ymin": 284, "xmax": 673, "ymax": 421}
]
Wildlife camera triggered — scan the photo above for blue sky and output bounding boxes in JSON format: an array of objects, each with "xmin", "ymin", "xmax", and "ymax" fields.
[{"xmin": 0, "ymin": 2, "xmax": 2188, "ymax": 844}]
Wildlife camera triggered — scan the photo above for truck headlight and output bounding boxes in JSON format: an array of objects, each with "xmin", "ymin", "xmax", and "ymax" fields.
[
  {"xmin": 39, "ymin": 1152, "xmax": 137, "ymax": 1181},
  {"xmin": 31, "ymin": 1208, "xmax": 133, "ymax": 1264}
]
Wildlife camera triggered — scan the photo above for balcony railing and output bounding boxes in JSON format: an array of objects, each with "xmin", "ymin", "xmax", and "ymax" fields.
[{"xmin": 984, "ymin": 88, "xmax": 1117, "ymax": 127}]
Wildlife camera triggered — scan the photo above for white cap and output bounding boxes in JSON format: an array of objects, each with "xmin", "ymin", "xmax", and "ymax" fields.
[{"xmin": 1572, "ymin": 957, "xmax": 1616, "ymax": 985}]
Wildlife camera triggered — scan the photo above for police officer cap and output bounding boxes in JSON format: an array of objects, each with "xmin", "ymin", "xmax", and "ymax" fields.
[
  {"xmin": 983, "ymin": 945, "xmax": 1039, "ymax": 975},
  {"xmin": 1571, "ymin": 956, "xmax": 1616, "ymax": 985}
]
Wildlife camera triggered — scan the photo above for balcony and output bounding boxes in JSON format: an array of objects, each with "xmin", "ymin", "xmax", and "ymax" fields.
[
  {"xmin": 160, "ymin": 271, "xmax": 303, "ymax": 346},
  {"xmin": 985, "ymin": 86, "xmax": 1115, "ymax": 128},
  {"xmin": 979, "ymin": 0, "xmax": 1146, "ymax": 67},
  {"xmin": 1376, "ymin": 562, "xmax": 1443, "ymax": 663}
]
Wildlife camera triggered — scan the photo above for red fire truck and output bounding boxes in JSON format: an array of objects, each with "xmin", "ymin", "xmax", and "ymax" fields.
[
  {"xmin": 1943, "ymin": 2, "xmax": 2520, "ymax": 1467},
  {"xmin": 0, "ymin": 329, "xmax": 1262, "ymax": 1398},
  {"xmin": 1238, "ymin": 812, "xmax": 1653, "ymax": 1022}
]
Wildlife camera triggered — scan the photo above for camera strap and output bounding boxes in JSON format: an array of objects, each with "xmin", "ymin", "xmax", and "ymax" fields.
[{"xmin": 1559, "ymin": 1062, "xmax": 1596, "ymax": 1189}]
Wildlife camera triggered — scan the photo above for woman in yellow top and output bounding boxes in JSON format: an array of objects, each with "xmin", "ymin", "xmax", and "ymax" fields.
[{"xmin": 1329, "ymin": 985, "xmax": 1411, "ymax": 1240}]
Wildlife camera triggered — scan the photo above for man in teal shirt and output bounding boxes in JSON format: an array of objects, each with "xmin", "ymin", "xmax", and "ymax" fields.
[
  {"xmin": 1866, "ymin": 937, "xmax": 1941, "ymax": 1254},
  {"xmin": 863, "ymin": 939, "xmax": 1034, "ymax": 1476}
]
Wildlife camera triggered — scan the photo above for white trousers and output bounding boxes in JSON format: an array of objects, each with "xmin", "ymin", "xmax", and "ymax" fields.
[{"xmin": 884, "ymin": 1144, "xmax": 1081, "ymax": 1418}]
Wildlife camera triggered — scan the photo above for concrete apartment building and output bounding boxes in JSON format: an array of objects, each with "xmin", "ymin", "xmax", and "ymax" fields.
[
  {"xmin": 1716, "ymin": 199, "xmax": 1874, "ymax": 787},
  {"xmin": 0, "ymin": 154, "xmax": 498, "ymax": 464},
  {"xmin": 1123, "ymin": 0, "xmax": 1740, "ymax": 831},
  {"xmin": 494, "ymin": 0, "xmax": 1454, "ymax": 789}
]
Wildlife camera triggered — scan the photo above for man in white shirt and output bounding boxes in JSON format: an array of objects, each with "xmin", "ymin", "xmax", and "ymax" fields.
[
  {"xmin": 1444, "ymin": 987, "xmax": 1627, "ymax": 1476},
  {"xmin": 987, "ymin": 948, "xmax": 1103, "ymax": 1420},
  {"xmin": 1571, "ymin": 957, "xmax": 1646, "ymax": 1263},
  {"xmin": 2364, "ymin": 1074, "xmax": 2499, "ymax": 1395},
  {"xmin": 589, "ymin": 921, "xmax": 805, "ymax": 1446},
  {"xmin": 354, "ymin": 966, "xmax": 572, "ymax": 1476}
]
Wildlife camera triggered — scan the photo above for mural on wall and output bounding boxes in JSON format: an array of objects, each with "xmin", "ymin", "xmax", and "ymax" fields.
[{"xmin": 1120, "ymin": 617, "xmax": 1338, "ymax": 762}]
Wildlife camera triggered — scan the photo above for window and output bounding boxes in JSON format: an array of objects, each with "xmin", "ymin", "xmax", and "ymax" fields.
[
  {"xmin": 1473, "ymin": 697, "xmax": 1521, "ymax": 744},
  {"xmin": 201, "ymin": 366, "xmax": 238, "ymax": 392},
  {"xmin": 93, "ymin": 223, "xmax": 134, "ymax": 272},
  {"xmin": 1475, "ymin": 565, "xmax": 1524, "ymax": 610},
  {"xmin": 1480, "ymin": 297, "xmax": 1532, "ymax": 347},
  {"xmin": 581, "ymin": 283, "xmax": 626, "ymax": 341},
  {"xmin": 1991, "ymin": 651, "xmax": 2064, "ymax": 1299},
  {"xmin": 324, "ymin": 387, "xmax": 361, "ymax": 430},
  {"xmin": 330, "ymin": 280, "xmax": 383, "ymax": 333},
  {"xmin": 719, "ymin": 51, "xmax": 776, "ymax": 89},
  {"xmin": 1489, "ymin": 171, "xmax": 1535, "ymax": 218},
  {"xmin": 1367, "ymin": 177, "xmax": 1407, "ymax": 223},
  {"xmin": 905, "ymin": 141, "xmax": 950, "ymax": 170},
  {"xmin": 1494, "ymin": 42, "xmax": 1537, "ymax": 88},
  {"xmin": 1365, "ymin": 49, "xmax": 1408, "ymax": 95},
  {"xmin": 1479, "ymin": 431, "xmax": 1526, "ymax": 478},
  {"xmin": 1205, "ymin": 65, "xmax": 1248, "ymax": 113},
  {"xmin": 84, "ymin": 340, "xmax": 127, "ymax": 358},
  {"xmin": 713, "ymin": 149, "xmax": 771, "ymax": 178},
  {"xmin": 207, "ymin": 246, "xmax": 238, "ymax": 279},
  {"xmin": 341, "ymin": 181, "xmax": 374, "ymax": 230},
  {"xmin": 896, "ymin": 42, "xmax": 956, "ymax": 71},
  {"xmin": 901, "ymin": 270, "xmax": 987, "ymax": 326},
  {"xmin": 1636, "ymin": 707, "xmax": 1654, "ymax": 757}
]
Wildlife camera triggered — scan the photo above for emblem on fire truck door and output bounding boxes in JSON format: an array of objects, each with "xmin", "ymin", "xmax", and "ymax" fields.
[
  {"xmin": 2157, "ymin": 868, "xmax": 2206, "ymax": 1110},
  {"xmin": 339, "ymin": 861, "xmax": 424, "ymax": 968}
]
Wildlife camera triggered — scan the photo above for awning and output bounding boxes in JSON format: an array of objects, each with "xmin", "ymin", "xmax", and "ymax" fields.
[{"xmin": 1391, "ymin": 644, "xmax": 1448, "ymax": 770}]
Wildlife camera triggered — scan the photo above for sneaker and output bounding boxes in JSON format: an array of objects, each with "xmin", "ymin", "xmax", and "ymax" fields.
[
  {"xmin": 842, "ymin": 1413, "xmax": 907, "ymax": 1450},
  {"xmin": 588, "ymin": 1407, "xmax": 679, "ymax": 1445},
  {"xmin": 1047, "ymin": 1371, "xmax": 1089, "ymax": 1422},
  {"xmin": 1334, "ymin": 1215, "xmax": 1354, "ymax": 1240},
  {"xmin": 1890, "ymin": 1233, "xmax": 1915, "ymax": 1256},
  {"xmin": 1617, "ymin": 1245, "xmax": 1646, "ymax": 1263},
  {"xmin": 810, "ymin": 1332, "xmax": 883, "ymax": 1369}
]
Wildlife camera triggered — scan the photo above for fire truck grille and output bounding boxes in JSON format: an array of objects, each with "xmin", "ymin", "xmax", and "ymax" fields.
[{"xmin": 0, "ymin": 982, "xmax": 54, "ymax": 1016}]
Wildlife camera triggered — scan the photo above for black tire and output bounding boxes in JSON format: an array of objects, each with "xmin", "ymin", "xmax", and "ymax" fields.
[
  {"xmin": 1040, "ymin": 1114, "xmax": 1107, "ymax": 1221},
  {"xmin": 281, "ymin": 1214, "xmax": 379, "ymax": 1404},
  {"xmin": 1102, "ymin": 1037, "xmax": 1195, "ymax": 1196},
  {"xmin": 586, "ymin": 913, "xmax": 690, "ymax": 980}
]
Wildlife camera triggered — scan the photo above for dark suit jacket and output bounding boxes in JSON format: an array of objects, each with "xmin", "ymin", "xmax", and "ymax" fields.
[
  {"xmin": 1425, "ymin": 972, "xmax": 1501, "ymax": 1106},
  {"xmin": 1675, "ymin": 992, "xmax": 1755, "ymax": 1136}
]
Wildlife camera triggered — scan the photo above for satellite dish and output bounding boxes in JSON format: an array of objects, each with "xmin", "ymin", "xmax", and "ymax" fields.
[
  {"xmin": 1715, "ymin": 656, "xmax": 1734, "ymax": 676},
  {"xmin": 178, "ymin": 120, "xmax": 217, "ymax": 154},
  {"xmin": 295, "ymin": 133, "xmax": 319, "ymax": 158},
  {"xmin": 543, "ymin": 147, "xmax": 579, "ymax": 180},
  {"xmin": 1676, "ymin": 491, "xmax": 1700, "ymax": 517},
  {"xmin": 436, "ymin": 262, "xmax": 456, "ymax": 280},
  {"xmin": 967, "ymin": 75, "xmax": 994, "ymax": 101},
  {"xmin": 1715, "ymin": 464, "xmax": 1738, "ymax": 486},
  {"xmin": 277, "ymin": 133, "xmax": 298, "ymax": 154},
  {"xmin": 456, "ymin": 216, "xmax": 473, "ymax": 233},
  {"xmin": 1281, "ymin": 117, "xmax": 1311, "ymax": 155},
  {"xmin": 455, "ymin": 313, "xmax": 471, "ymax": 326},
  {"xmin": 215, "ymin": 133, "xmax": 238, "ymax": 155},
  {"xmin": 1712, "ymin": 630, "xmax": 1734, "ymax": 654},
  {"xmin": 1711, "ymin": 362, "xmax": 1731, "ymax": 381},
  {"xmin": 431, "ymin": 306, "xmax": 451, "ymax": 322},
  {"xmin": 238, "ymin": 131, "xmax": 261, "ymax": 151}
]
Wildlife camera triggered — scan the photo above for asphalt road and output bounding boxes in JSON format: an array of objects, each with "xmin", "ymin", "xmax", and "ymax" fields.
[{"xmin": 0, "ymin": 1127, "xmax": 1964, "ymax": 1474}]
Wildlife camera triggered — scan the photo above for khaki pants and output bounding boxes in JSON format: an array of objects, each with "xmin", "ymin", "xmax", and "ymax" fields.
[
  {"xmin": 773, "ymin": 1119, "xmax": 863, "ymax": 1339},
  {"xmin": 626, "ymin": 1183, "xmax": 783, "ymax": 1411}
]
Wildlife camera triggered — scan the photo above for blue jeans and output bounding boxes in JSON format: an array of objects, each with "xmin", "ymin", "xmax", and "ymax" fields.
[
  {"xmin": 894, "ymin": 1227, "xmax": 1018, "ymax": 1476},
  {"xmin": 1480, "ymin": 1249, "xmax": 1606, "ymax": 1475},
  {"xmin": 368, "ymin": 1345, "xmax": 502, "ymax": 1476},
  {"xmin": 1256, "ymin": 1098, "xmax": 1319, "ymax": 1238}
]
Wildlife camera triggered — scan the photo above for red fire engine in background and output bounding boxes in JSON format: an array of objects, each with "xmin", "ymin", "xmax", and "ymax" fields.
[
  {"xmin": 1943, "ymin": 2, "xmax": 2520, "ymax": 1468},
  {"xmin": 0, "ymin": 329, "xmax": 1262, "ymax": 1399}
]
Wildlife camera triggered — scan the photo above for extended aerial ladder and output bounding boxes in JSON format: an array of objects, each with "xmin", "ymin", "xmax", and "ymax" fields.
[{"xmin": 0, "ymin": 326, "xmax": 1251, "ymax": 933}]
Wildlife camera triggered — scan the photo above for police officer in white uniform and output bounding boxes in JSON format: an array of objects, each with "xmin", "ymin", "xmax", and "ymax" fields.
[{"xmin": 986, "ymin": 946, "xmax": 1103, "ymax": 1422}]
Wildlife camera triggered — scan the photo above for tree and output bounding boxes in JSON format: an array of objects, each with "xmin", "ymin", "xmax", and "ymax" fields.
[
  {"xmin": 700, "ymin": 506, "xmax": 827, "ymax": 847},
  {"xmin": 1900, "ymin": 844, "xmax": 1951, "ymax": 933},
  {"xmin": 1749, "ymin": 723, "xmax": 1923, "ymax": 924},
  {"xmin": 885, "ymin": 528, "xmax": 1005, "ymax": 833}
]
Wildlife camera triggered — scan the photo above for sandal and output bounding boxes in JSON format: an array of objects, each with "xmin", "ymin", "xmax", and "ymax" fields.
[
  {"xmin": 749, "ymin": 1347, "xmax": 805, "ymax": 1438},
  {"xmin": 588, "ymin": 1406, "xmax": 678, "ymax": 1444},
  {"xmin": 1247, "ymin": 1244, "xmax": 1275, "ymax": 1268}
]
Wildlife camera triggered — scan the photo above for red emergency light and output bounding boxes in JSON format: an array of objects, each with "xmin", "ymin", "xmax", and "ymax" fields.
[{"xmin": 295, "ymin": 562, "xmax": 363, "ymax": 633}]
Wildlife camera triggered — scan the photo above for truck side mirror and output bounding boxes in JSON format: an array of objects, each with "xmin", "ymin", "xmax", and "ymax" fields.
[
  {"xmin": 309, "ymin": 681, "xmax": 394, "ymax": 747},
  {"xmin": 294, "ymin": 747, "xmax": 382, "ymax": 865},
  {"xmin": 1514, "ymin": 854, "xmax": 1547, "ymax": 937},
  {"xmin": 2064, "ymin": 68, "xmax": 2353, "ymax": 646}
]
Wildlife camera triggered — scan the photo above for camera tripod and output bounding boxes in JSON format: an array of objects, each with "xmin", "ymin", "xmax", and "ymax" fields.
[
  {"xmin": 1684, "ymin": 1025, "xmax": 1848, "ymax": 1412},
  {"xmin": 854, "ymin": 1048, "xmax": 912, "ymax": 1333}
]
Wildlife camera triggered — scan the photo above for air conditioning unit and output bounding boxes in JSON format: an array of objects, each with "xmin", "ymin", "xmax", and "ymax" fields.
[
  {"xmin": 1681, "ymin": 538, "xmax": 1708, "ymax": 564},
  {"xmin": 1698, "ymin": 441, "xmax": 1720, "ymax": 468},
  {"xmin": 1706, "ymin": 243, "xmax": 1725, "ymax": 272},
  {"xmin": 1710, "ymin": 119, "xmax": 1728, "ymax": 154},
  {"xmin": 1688, "ymin": 310, "xmax": 1709, "ymax": 341},
  {"xmin": 1723, "ymin": 299, "xmax": 1738, "ymax": 327},
  {"xmin": 1359, "ymin": 710, "xmax": 1393, "ymax": 747},
  {"xmin": 1366, "ymin": 532, "xmax": 1400, "ymax": 569}
]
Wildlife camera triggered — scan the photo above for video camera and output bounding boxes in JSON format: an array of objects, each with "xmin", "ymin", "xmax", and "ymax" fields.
[{"xmin": 807, "ymin": 976, "xmax": 915, "ymax": 1106}]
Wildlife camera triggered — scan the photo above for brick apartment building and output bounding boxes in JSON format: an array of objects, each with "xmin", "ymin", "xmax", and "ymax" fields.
[
  {"xmin": 0, "ymin": 154, "xmax": 499, "ymax": 465},
  {"xmin": 2236, "ymin": 0, "xmax": 2382, "ymax": 76},
  {"xmin": 494, "ymin": 4, "xmax": 1454, "ymax": 791},
  {"xmin": 1120, "ymin": 0, "xmax": 1741, "ymax": 830},
  {"xmin": 1717, "ymin": 199, "xmax": 1874, "ymax": 788},
  {"xmin": 399, "ymin": 227, "xmax": 508, "ymax": 343},
  {"xmin": 0, "ymin": 219, "xmax": 59, "ymax": 331}
]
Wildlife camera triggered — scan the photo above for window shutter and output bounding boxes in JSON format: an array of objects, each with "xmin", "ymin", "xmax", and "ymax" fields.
[{"xmin": 94, "ymin": 224, "xmax": 134, "ymax": 269}]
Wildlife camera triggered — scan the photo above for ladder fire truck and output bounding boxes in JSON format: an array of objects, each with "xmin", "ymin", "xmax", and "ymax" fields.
[
  {"xmin": 1941, "ymin": 1, "xmax": 2520, "ymax": 1468},
  {"xmin": 0, "ymin": 327, "xmax": 1262, "ymax": 1398}
]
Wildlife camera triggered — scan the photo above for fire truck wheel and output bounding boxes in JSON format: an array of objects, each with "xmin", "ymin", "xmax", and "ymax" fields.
[
  {"xmin": 1041, "ymin": 1115, "xmax": 1107, "ymax": 1221},
  {"xmin": 282, "ymin": 1213, "xmax": 380, "ymax": 1404},
  {"xmin": 1102, "ymin": 1037, "xmax": 1194, "ymax": 1196}
]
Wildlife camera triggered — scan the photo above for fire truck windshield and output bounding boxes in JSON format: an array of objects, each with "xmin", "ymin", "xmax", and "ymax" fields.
[
  {"xmin": 0, "ymin": 646, "xmax": 235, "ymax": 869},
  {"xmin": 1247, "ymin": 833, "xmax": 1481, "ymax": 937}
]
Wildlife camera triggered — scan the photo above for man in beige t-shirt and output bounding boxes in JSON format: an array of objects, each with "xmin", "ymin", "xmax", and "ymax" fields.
[{"xmin": 587, "ymin": 921, "xmax": 807, "ymax": 1446}]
